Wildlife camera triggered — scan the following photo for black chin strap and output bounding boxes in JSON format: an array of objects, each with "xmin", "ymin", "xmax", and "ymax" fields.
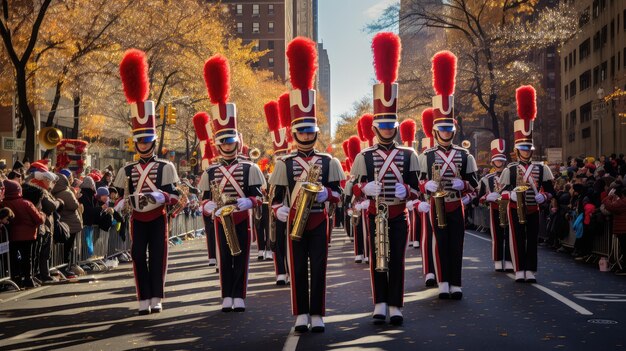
[
  {"xmin": 136, "ymin": 141, "xmax": 156, "ymax": 157},
  {"xmin": 515, "ymin": 149, "xmax": 533, "ymax": 163},
  {"xmin": 434, "ymin": 130, "xmax": 454, "ymax": 146},
  {"xmin": 373, "ymin": 128, "xmax": 397, "ymax": 144},
  {"xmin": 293, "ymin": 132, "xmax": 318, "ymax": 149},
  {"xmin": 218, "ymin": 144, "xmax": 238, "ymax": 158}
]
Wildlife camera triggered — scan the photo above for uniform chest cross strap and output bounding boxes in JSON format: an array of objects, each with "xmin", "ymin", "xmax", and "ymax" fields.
[
  {"xmin": 134, "ymin": 163, "xmax": 159, "ymax": 193},
  {"xmin": 374, "ymin": 149, "xmax": 402, "ymax": 182},
  {"xmin": 435, "ymin": 149, "xmax": 458, "ymax": 176},
  {"xmin": 519, "ymin": 164, "xmax": 536, "ymax": 185},
  {"xmin": 218, "ymin": 164, "xmax": 246, "ymax": 198},
  {"xmin": 293, "ymin": 156, "xmax": 320, "ymax": 180}
]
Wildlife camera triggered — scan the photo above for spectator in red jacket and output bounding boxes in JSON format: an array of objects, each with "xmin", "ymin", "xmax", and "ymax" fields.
[
  {"xmin": 1, "ymin": 179, "xmax": 45, "ymax": 288},
  {"xmin": 602, "ymin": 184, "xmax": 626, "ymax": 275}
]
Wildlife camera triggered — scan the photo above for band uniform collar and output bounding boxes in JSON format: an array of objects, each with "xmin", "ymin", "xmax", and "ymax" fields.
[
  {"xmin": 297, "ymin": 149, "xmax": 317, "ymax": 158},
  {"xmin": 377, "ymin": 142, "xmax": 396, "ymax": 152},
  {"xmin": 139, "ymin": 155, "xmax": 156, "ymax": 164}
]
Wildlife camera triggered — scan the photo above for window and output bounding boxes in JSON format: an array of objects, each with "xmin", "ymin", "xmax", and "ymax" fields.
[
  {"xmin": 581, "ymin": 102, "xmax": 592, "ymax": 123},
  {"xmin": 580, "ymin": 7, "xmax": 590, "ymax": 27},
  {"xmin": 570, "ymin": 110, "xmax": 577, "ymax": 126},
  {"xmin": 593, "ymin": 65, "xmax": 600, "ymax": 85},
  {"xmin": 569, "ymin": 131, "xmax": 576, "ymax": 142},
  {"xmin": 267, "ymin": 40, "xmax": 274, "ymax": 50},
  {"xmin": 568, "ymin": 52, "xmax": 572, "ymax": 69},
  {"xmin": 611, "ymin": 20, "xmax": 615, "ymax": 41},
  {"xmin": 600, "ymin": 61, "xmax": 607, "ymax": 81},
  {"xmin": 237, "ymin": 22, "xmax": 243, "ymax": 34},
  {"xmin": 593, "ymin": 0, "xmax": 600, "ymax": 19},
  {"xmin": 611, "ymin": 56, "xmax": 615, "ymax": 77},
  {"xmin": 268, "ymin": 22, "xmax": 274, "ymax": 33},
  {"xmin": 601, "ymin": 25, "xmax": 607, "ymax": 46},
  {"xmin": 573, "ymin": 49, "xmax": 576, "ymax": 65},
  {"xmin": 579, "ymin": 38, "xmax": 590, "ymax": 61},
  {"xmin": 580, "ymin": 70, "xmax": 591, "ymax": 91},
  {"xmin": 252, "ymin": 4, "xmax": 259, "ymax": 16},
  {"xmin": 252, "ymin": 22, "xmax": 259, "ymax": 33},
  {"xmin": 570, "ymin": 79, "xmax": 577, "ymax": 96},
  {"xmin": 564, "ymin": 85, "xmax": 569, "ymax": 100},
  {"xmin": 593, "ymin": 31, "xmax": 601, "ymax": 51},
  {"xmin": 268, "ymin": 4, "xmax": 274, "ymax": 15},
  {"xmin": 268, "ymin": 57, "xmax": 274, "ymax": 68},
  {"xmin": 582, "ymin": 127, "xmax": 591, "ymax": 139},
  {"xmin": 564, "ymin": 57, "xmax": 568, "ymax": 72},
  {"xmin": 236, "ymin": 4, "xmax": 242, "ymax": 15},
  {"xmin": 252, "ymin": 42, "xmax": 259, "ymax": 51}
]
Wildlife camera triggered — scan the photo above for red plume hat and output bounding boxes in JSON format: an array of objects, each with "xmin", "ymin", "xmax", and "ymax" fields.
[
  {"xmin": 264, "ymin": 100, "xmax": 289, "ymax": 153},
  {"xmin": 204, "ymin": 55, "xmax": 238, "ymax": 145},
  {"xmin": 120, "ymin": 49, "xmax": 156, "ymax": 142},
  {"xmin": 359, "ymin": 114, "xmax": 375, "ymax": 146},
  {"xmin": 514, "ymin": 85, "xmax": 536, "ymax": 150},
  {"xmin": 399, "ymin": 119, "xmax": 416, "ymax": 147},
  {"xmin": 372, "ymin": 32, "xmax": 401, "ymax": 129},
  {"xmin": 421, "ymin": 108, "xmax": 435, "ymax": 151},
  {"xmin": 347, "ymin": 136, "xmax": 362, "ymax": 163},
  {"xmin": 431, "ymin": 51, "xmax": 457, "ymax": 132},
  {"xmin": 490, "ymin": 139, "xmax": 507, "ymax": 162},
  {"xmin": 287, "ymin": 37, "xmax": 319, "ymax": 133}
]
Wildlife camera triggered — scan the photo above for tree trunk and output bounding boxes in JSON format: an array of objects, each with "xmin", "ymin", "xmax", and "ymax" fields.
[
  {"xmin": 72, "ymin": 94, "xmax": 80, "ymax": 138},
  {"xmin": 488, "ymin": 104, "xmax": 500, "ymax": 139},
  {"xmin": 45, "ymin": 79, "xmax": 63, "ymax": 127},
  {"xmin": 17, "ymin": 66, "xmax": 36, "ymax": 162}
]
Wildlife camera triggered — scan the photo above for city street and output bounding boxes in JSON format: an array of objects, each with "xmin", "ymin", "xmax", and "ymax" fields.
[{"xmin": 1, "ymin": 229, "xmax": 624, "ymax": 351}]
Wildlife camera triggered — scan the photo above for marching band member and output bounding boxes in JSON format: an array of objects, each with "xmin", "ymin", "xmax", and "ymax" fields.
[
  {"xmin": 499, "ymin": 86, "xmax": 555, "ymax": 283},
  {"xmin": 269, "ymin": 37, "xmax": 345, "ymax": 333},
  {"xmin": 417, "ymin": 51, "xmax": 479, "ymax": 300},
  {"xmin": 114, "ymin": 49, "xmax": 181, "ymax": 315},
  {"xmin": 351, "ymin": 33, "xmax": 420, "ymax": 326},
  {"xmin": 264, "ymin": 97, "xmax": 291, "ymax": 285},
  {"xmin": 193, "ymin": 112, "xmax": 219, "ymax": 268},
  {"xmin": 418, "ymin": 108, "xmax": 437, "ymax": 287},
  {"xmin": 477, "ymin": 139, "xmax": 512, "ymax": 272},
  {"xmin": 347, "ymin": 135, "xmax": 367, "ymax": 263},
  {"xmin": 400, "ymin": 119, "xmax": 420, "ymax": 249},
  {"xmin": 198, "ymin": 55, "xmax": 265, "ymax": 312},
  {"xmin": 341, "ymin": 140, "xmax": 353, "ymax": 242}
]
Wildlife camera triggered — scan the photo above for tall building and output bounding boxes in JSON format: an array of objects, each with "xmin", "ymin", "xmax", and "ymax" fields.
[
  {"xmin": 293, "ymin": 0, "xmax": 314, "ymax": 39},
  {"xmin": 216, "ymin": 1, "xmax": 294, "ymax": 81},
  {"xmin": 560, "ymin": 0, "xmax": 626, "ymax": 159},
  {"xmin": 318, "ymin": 42, "xmax": 331, "ymax": 135}
]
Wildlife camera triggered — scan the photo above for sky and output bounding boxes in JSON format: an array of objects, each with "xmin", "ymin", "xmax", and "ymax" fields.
[{"xmin": 318, "ymin": 0, "xmax": 398, "ymax": 135}]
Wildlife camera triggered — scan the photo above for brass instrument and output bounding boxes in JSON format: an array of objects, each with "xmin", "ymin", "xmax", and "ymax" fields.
[
  {"xmin": 210, "ymin": 180, "xmax": 241, "ymax": 256},
  {"xmin": 122, "ymin": 176, "xmax": 132, "ymax": 217},
  {"xmin": 38, "ymin": 127, "xmax": 63, "ymax": 150},
  {"xmin": 289, "ymin": 162, "xmax": 324, "ymax": 241},
  {"xmin": 513, "ymin": 168, "xmax": 529, "ymax": 224},
  {"xmin": 249, "ymin": 147, "xmax": 261, "ymax": 162},
  {"xmin": 167, "ymin": 184, "xmax": 189, "ymax": 216},
  {"xmin": 373, "ymin": 170, "xmax": 390, "ymax": 272},
  {"xmin": 431, "ymin": 163, "xmax": 448, "ymax": 229},
  {"xmin": 267, "ymin": 184, "xmax": 277, "ymax": 245},
  {"xmin": 495, "ymin": 180, "xmax": 509, "ymax": 228}
]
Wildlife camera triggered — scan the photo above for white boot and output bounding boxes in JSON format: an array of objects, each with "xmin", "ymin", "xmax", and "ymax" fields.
[
  {"xmin": 525, "ymin": 271, "xmax": 536, "ymax": 283},
  {"xmin": 450, "ymin": 285, "xmax": 463, "ymax": 300},
  {"xmin": 294, "ymin": 314, "xmax": 309, "ymax": 332},
  {"xmin": 150, "ymin": 297, "xmax": 162, "ymax": 313},
  {"xmin": 389, "ymin": 306, "xmax": 403, "ymax": 325},
  {"xmin": 138, "ymin": 299, "xmax": 151, "ymax": 315},
  {"xmin": 414, "ymin": 241, "xmax": 420, "ymax": 248},
  {"xmin": 355, "ymin": 254, "xmax": 363, "ymax": 263},
  {"xmin": 514, "ymin": 271, "xmax": 525, "ymax": 282},
  {"xmin": 438, "ymin": 282, "xmax": 450, "ymax": 299},
  {"xmin": 257, "ymin": 250, "xmax": 264, "ymax": 260},
  {"xmin": 425, "ymin": 273, "xmax": 436, "ymax": 287},
  {"xmin": 276, "ymin": 274, "xmax": 287, "ymax": 285},
  {"xmin": 505, "ymin": 261, "xmax": 514, "ymax": 271},
  {"xmin": 311, "ymin": 315, "xmax": 325, "ymax": 332},
  {"xmin": 264, "ymin": 251, "xmax": 273, "ymax": 260},
  {"xmin": 372, "ymin": 302, "xmax": 387, "ymax": 323},
  {"xmin": 233, "ymin": 298, "xmax": 245, "ymax": 312},
  {"xmin": 222, "ymin": 297, "xmax": 233, "ymax": 312},
  {"xmin": 208, "ymin": 258, "xmax": 217, "ymax": 267},
  {"xmin": 494, "ymin": 261, "xmax": 503, "ymax": 271},
  {"xmin": 363, "ymin": 256, "xmax": 369, "ymax": 264}
]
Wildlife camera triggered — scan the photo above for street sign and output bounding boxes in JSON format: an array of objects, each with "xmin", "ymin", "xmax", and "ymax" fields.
[{"xmin": 2, "ymin": 137, "xmax": 25, "ymax": 152}]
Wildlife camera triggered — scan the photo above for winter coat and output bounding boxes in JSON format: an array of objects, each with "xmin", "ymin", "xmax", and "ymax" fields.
[
  {"xmin": 29, "ymin": 181, "xmax": 61, "ymax": 236},
  {"xmin": 1, "ymin": 180, "xmax": 45, "ymax": 241},
  {"xmin": 602, "ymin": 195, "xmax": 626, "ymax": 235},
  {"xmin": 79, "ymin": 188, "xmax": 100, "ymax": 226},
  {"xmin": 52, "ymin": 174, "xmax": 83, "ymax": 233}
]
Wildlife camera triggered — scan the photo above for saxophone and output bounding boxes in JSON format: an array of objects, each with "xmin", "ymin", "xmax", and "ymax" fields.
[
  {"xmin": 495, "ymin": 179, "xmax": 509, "ymax": 228},
  {"xmin": 289, "ymin": 161, "xmax": 324, "ymax": 241},
  {"xmin": 167, "ymin": 184, "xmax": 189, "ymax": 217},
  {"xmin": 373, "ymin": 170, "xmax": 390, "ymax": 272},
  {"xmin": 431, "ymin": 163, "xmax": 448, "ymax": 229},
  {"xmin": 122, "ymin": 176, "xmax": 132, "ymax": 217},
  {"xmin": 512, "ymin": 168, "xmax": 529, "ymax": 224},
  {"xmin": 211, "ymin": 179, "xmax": 241, "ymax": 256},
  {"xmin": 267, "ymin": 184, "xmax": 277, "ymax": 245}
]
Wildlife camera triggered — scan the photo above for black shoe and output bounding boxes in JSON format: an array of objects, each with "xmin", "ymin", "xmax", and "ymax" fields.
[
  {"xmin": 526, "ymin": 278, "xmax": 537, "ymax": 283},
  {"xmin": 276, "ymin": 280, "xmax": 286, "ymax": 286},
  {"xmin": 233, "ymin": 307, "xmax": 245, "ymax": 312},
  {"xmin": 151, "ymin": 306, "xmax": 162, "ymax": 313},
  {"xmin": 451, "ymin": 291, "xmax": 463, "ymax": 300},
  {"xmin": 311, "ymin": 326, "xmax": 325, "ymax": 333},
  {"xmin": 295, "ymin": 324, "xmax": 309, "ymax": 333},
  {"xmin": 389, "ymin": 315, "xmax": 403, "ymax": 326},
  {"xmin": 438, "ymin": 293, "xmax": 450, "ymax": 299},
  {"xmin": 138, "ymin": 309, "xmax": 151, "ymax": 316},
  {"xmin": 425, "ymin": 278, "xmax": 436, "ymax": 287},
  {"xmin": 372, "ymin": 313, "xmax": 386, "ymax": 325},
  {"xmin": 515, "ymin": 278, "xmax": 525, "ymax": 283},
  {"xmin": 221, "ymin": 307, "xmax": 232, "ymax": 312}
]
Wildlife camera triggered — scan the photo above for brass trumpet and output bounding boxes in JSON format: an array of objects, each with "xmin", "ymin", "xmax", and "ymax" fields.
[
  {"xmin": 373, "ymin": 170, "xmax": 390, "ymax": 272},
  {"xmin": 249, "ymin": 147, "xmax": 261, "ymax": 162},
  {"xmin": 513, "ymin": 169, "xmax": 529, "ymax": 224},
  {"xmin": 431, "ymin": 163, "xmax": 448, "ymax": 229},
  {"xmin": 211, "ymin": 180, "xmax": 241, "ymax": 256},
  {"xmin": 495, "ymin": 180, "xmax": 509, "ymax": 228},
  {"xmin": 289, "ymin": 162, "xmax": 324, "ymax": 241}
]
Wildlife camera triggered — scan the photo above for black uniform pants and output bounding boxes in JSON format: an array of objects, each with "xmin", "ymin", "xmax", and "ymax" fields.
[
  {"xmin": 273, "ymin": 220, "xmax": 288, "ymax": 275},
  {"xmin": 354, "ymin": 214, "xmax": 365, "ymax": 256},
  {"xmin": 420, "ymin": 212, "xmax": 436, "ymax": 276},
  {"xmin": 34, "ymin": 233, "xmax": 51, "ymax": 278},
  {"xmin": 216, "ymin": 219, "xmax": 250, "ymax": 299},
  {"xmin": 203, "ymin": 215, "xmax": 216, "ymax": 260},
  {"xmin": 508, "ymin": 207, "xmax": 538, "ymax": 272},
  {"xmin": 131, "ymin": 215, "xmax": 168, "ymax": 300},
  {"xmin": 431, "ymin": 205, "xmax": 465, "ymax": 287},
  {"xmin": 344, "ymin": 206, "xmax": 352, "ymax": 238},
  {"xmin": 64, "ymin": 232, "xmax": 78, "ymax": 266},
  {"xmin": 489, "ymin": 207, "xmax": 512, "ymax": 263},
  {"xmin": 256, "ymin": 205, "xmax": 269, "ymax": 252},
  {"xmin": 288, "ymin": 219, "xmax": 328, "ymax": 316},
  {"xmin": 9, "ymin": 240, "xmax": 35, "ymax": 285},
  {"xmin": 335, "ymin": 206, "xmax": 343, "ymax": 227},
  {"xmin": 367, "ymin": 214, "xmax": 408, "ymax": 307}
]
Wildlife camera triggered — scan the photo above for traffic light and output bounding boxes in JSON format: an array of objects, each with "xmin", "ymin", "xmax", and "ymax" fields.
[
  {"xmin": 159, "ymin": 105, "xmax": 165, "ymax": 122},
  {"xmin": 166, "ymin": 104, "xmax": 177, "ymax": 125},
  {"xmin": 125, "ymin": 137, "xmax": 134, "ymax": 151}
]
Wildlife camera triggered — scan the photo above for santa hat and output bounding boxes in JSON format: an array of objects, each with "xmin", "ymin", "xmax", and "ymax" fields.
[
  {"xmin": 287, "ymin": 37, "xmax": 319, "ymax": 133},
  {"xmin": 514, "ymin": 85, "xmax": 537, "ymax": 151},
  {"xmin": 120, "ymin": 49, "xmax": 156, "ymax": 143},
  {"xmin": 431, "ymin": 51, "xmax": 457, "ymax": 132},
  {"xmin": 372, "ymin": 32, "xmax": 401, "ymax": 129},
  {"xmin": 204, "ymin": 55, "xmax": 238, "ymax": 145}
]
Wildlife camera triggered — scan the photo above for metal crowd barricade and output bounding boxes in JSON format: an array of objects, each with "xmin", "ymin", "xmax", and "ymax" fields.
[
  {"xmin": 0, "ymin": 229, "xmax": 19, "ymax": 290},
  {"xmin": 77, "ymin": 225, "xmax": 110, "ymax": 271},
  {"xmin": 470, "ymin": 206, "xmax": 491, "ymax": 232},
  {"xmin": 592, "ymin": 219, "xmax": 612, "ymax": 258}
]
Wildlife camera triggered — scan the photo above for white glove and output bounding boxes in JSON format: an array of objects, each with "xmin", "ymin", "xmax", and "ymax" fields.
[
  {"xmin": 276, "ymin": 206, "xmax": 290, "ymax": 223},
  {"xmin": 347, "ymin": 209, "xmax": 353, "ymax": 216},
  {"xmin": 510, "ymin": 191, "xmax": 518, "ymax": 203},
  {"xmin": 236, "ymin": 197, "xmax": 253, "ymax": 211},
  {"xmin": 486, "ymin": 192, "xmax": 500, "ymax": 203},
  {"xmin": 114, "ymin": 199, "xmax": 125, "ymax": 212},
  {"xmin": 316, "ymin": 188, "xmax": 329, "ymax": 203},
  {"xmin": 425, "ymin": 180, "xmax": 439, "ymax": 193},
  {"xmin": 534, "ymin": 193, "xmax": 546, "ymax": 204},
  {"xmin": 394, "ymin": 183, "xmax": 407, "ymax": 199},
  {"xmin": 203, "ymin": 201, "xmax": 217, "ymax": 214},
  {"xmin": 406, "ymin": 200, "xmax": 416, "ymax": 211},
  {"xmin": 462, "ymin": 195, "xmax": 471, "ymax": 206},
  {"xmin": 451, "ymin": 179, "xmax": 465, "ymax": 191},
  {"xmin": 362, "ymin": 181, "xmax": 381, "ymax": 197},
  {"xmin": 148, "ymin": 191, "xmax": 166, "ymax": 204},
  {"xmin": 418, "ymin": 201, "xmax": 431, "ymax": 213},
  {"xmin": 358, "ymin": 199, "xmax": 370, "ymax": 210}
]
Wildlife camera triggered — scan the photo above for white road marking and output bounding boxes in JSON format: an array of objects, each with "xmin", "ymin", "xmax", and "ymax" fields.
[
  {"xmin": 282, "ymin": 328, "xmax": 300, "ymax": 351},
  {"xmin": 465, "ymin": 231, "xmax": 491, "ymax": 242}
]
